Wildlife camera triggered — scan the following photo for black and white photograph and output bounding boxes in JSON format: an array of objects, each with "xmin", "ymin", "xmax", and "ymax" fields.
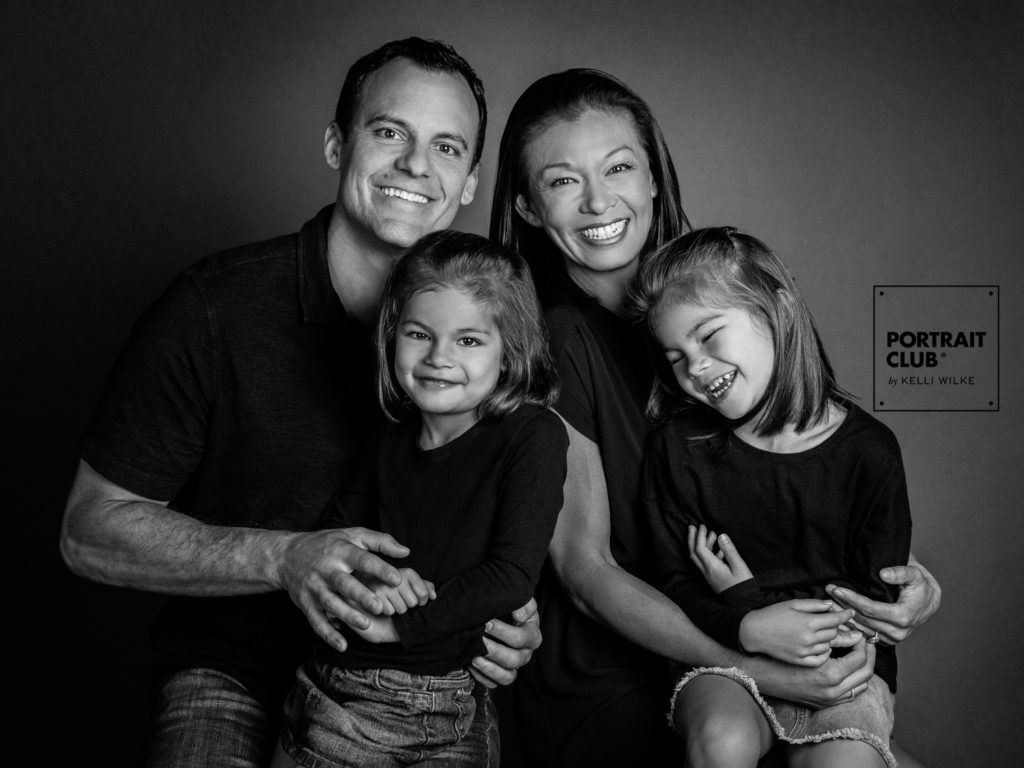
[{"xmin": 7, "ymin": 2, "xmax": 1022, "ymax": 766}]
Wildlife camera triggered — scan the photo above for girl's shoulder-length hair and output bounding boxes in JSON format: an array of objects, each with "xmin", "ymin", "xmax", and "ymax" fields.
[
  {"xmin": 631, "ymin": 226, "xmax": 852, "ymax": 435},
  {"xmin": 376, "ymin": 229, "xmax": 559, "ymax": 422},
  {"xmin": 488, "ymin": 67, "xmax": 691, "ymax": 306}
]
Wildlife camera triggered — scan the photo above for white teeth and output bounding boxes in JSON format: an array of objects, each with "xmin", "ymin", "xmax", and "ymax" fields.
[
  {"xmin": 704, "ymin": 371, "xmax": 736, "ymax": 401},
  {"xmin": 579, "ymin": 220, "xmax": 626, "ymax": 241},
  {"xmin": 381, "ymin": 187, "xmax": 429, "ymax": 204}
]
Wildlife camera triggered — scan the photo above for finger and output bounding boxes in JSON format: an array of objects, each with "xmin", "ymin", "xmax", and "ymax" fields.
[
  {"xmin": 348, "ymin": 528, "xmax": 410, "ymax": 559},
  {"xmin": 425, "ymin": 581, "xmax": 437, "ymax": 602},
  {"xmin": 810, "ymin": 608, "xmax": 855, "ymax": 630},
  {"xmin": 687, "ymin": 525, "xmax": 698, "ymax": 558},
  {"xmin": 330, "ymin": 570, "xmax": 384, "ymax": 615},
  {"xmin": 469, "ymin": 665, "xmax": 498, "ymax": 689},
  {"xmin": 877, "ymin": 565, "xmax": 920, "ymax": 587},
  {"xmin": 408, "ymin": 576, "xmax": 432, "ymax": 604},
  {"xmin": 510, "ymin": 597, "xmax": 538, "ymax": 624},
  {"xmin": 348, "ymin": 547, "xmax": 403, "ymax": 588},
  {"xmin": 485, "ymin": 617, "xmax": 541, "ymax": 656},
  {"xmin": 830, "ymin": 624, "xmax": 864, "ymax": 648},
  {"xmin": 788, "ymin": 598, "xmax": 837, "ymax": 614},
  {"xmin": 706, "ymin": 530, "xmax": 718, "ymax": 552},
  {"xmin": 824, "ymin": 585, "xmax": 898, "ymax": 622},
  {"xmin": 471, "ymin": 651, "xmax": 516, "ymax": 688},
  {"xmin": 298, "ymin": 593, "xmax": 350, "ymax": 653},
  {"xmin": 319, "ymin": 591, "xmax": 372, "ymax": 634},
  {"xmin": 716, "ymin": 535, "xmax": 753, "ymax": 579},
  {"xmin": 828, "ymin": 640, "xmax": 876, "ymax": 702},
  {"xmin": 802, "ymin": 648, "xmax": 833, "ymax": 667}
]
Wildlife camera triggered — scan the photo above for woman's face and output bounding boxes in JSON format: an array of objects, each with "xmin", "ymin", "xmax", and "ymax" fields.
[{"xmin": 515, "ymin": 109, "xmax": 657, "ymax": 281}]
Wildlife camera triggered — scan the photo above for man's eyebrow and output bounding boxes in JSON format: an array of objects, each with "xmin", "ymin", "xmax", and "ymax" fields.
[{"xmin": 365, "ymin": 113, "xmax": 469, "ymax": 151}]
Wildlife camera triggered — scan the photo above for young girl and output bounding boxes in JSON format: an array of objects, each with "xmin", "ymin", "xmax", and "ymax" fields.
[
  {"xmin": 273, "ymin": 230, "xmax": 568, "ymax": 768},
  {"xmin": 635, "ymin": 227, "xmax": 911, "ymax": 768}
]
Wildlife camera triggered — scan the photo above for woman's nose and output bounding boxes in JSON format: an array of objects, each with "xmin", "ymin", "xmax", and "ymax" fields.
[{"xmin": 580, "ymin": 179, "xmax": 615, "ymax": 216}]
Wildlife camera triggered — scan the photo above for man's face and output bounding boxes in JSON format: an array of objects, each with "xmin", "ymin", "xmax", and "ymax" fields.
[{"xmin": 326, "ymin": 58, "xmax": 480, "ymax": 250}]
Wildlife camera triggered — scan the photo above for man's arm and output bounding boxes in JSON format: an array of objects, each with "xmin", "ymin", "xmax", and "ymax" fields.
[{"xmin": 60, "ymin": 459, "xmax": 408, "ymax": 652}]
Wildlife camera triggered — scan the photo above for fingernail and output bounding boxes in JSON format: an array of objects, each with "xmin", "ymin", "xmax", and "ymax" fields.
[
  {"xmin": 484, "ymin": 621, "xmax": 493, "ymax": 633},
  {"xmin": 719, "ymin": 534, "xmax": 729, "ymax": 543},
  {"xmin": 880, "ymin": 568, "xmax": 893, "ymax": 579},
  {"xmin": 830, "ymin": 588, "xmax": 846, "ymax": 599}
]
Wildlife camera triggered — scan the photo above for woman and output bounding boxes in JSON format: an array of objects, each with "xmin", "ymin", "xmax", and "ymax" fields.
[{"xmin": 489, "ymin": 69, "xmax": 940, "ymax": 767}]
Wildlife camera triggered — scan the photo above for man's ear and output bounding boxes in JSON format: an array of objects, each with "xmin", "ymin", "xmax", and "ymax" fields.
[
  {"xmin": 514, "ymin": 193, "xmax": 542, "ymax": 227},
  {"xmin": 460, "ymin": 165, "xmax": 480, "ymax": 206},
  {"xmin": 323, "ymin": 122, "xmax": 343, "ymax": 170}
]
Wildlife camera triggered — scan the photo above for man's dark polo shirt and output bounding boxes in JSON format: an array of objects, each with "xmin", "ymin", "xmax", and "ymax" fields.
[{"xmin": 80, "ymin": 205, "xmax": 380, "ymax": 706}]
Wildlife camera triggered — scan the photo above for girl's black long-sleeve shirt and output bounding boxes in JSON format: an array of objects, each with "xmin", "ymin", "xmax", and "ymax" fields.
[
  {"xmin": 317, "ymin": 403, "xmax": 568, "ymax": 674},
  {"xmin": 643, "ymin": 405, "xmax": 911, "ymax": 692}
]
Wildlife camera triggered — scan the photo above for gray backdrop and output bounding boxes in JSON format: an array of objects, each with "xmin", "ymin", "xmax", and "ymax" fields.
[{"xmin": 6, "ymin": 1, "xmax": 1021, "ymax": 765}]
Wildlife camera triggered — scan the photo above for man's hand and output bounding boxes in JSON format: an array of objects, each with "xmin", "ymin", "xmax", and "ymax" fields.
[
  {"xmin": 825, "ymin": 554, "xmax": 941, "ymax": 645},
  {"xmin": 365, "ymin": 567, "xmax": 436, "ymax": 615},
  {"xmin": 277, "ymin": 526, "xmax": 409, "ymax": 652},
  {"xmin": 688, "ymin": 524, "xmax": 753, "ymax": 594},
  {"xmin": 470, "ymin": 598, "xmax": 543, "ymax": 688},
  {"xmin": 739, "ymin": 599, "xmax": 856, "ymax": 667}
]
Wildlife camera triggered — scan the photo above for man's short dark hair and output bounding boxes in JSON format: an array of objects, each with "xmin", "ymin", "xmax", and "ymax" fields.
[{"xmin": 335, "ymin": 37, "xmax": 487, "ymax": 167}]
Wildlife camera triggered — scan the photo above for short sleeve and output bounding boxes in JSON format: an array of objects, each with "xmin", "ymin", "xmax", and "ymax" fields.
[{"xmin": 79, "ymin": 272, "xmax": 215, "ymax": 501}]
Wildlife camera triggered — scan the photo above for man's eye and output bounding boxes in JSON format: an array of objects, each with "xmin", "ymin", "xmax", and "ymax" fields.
[
  {"xmin": 377, "ymin": 128, "xmax": 400, "ymax": 140},
  {"xmin": 436, "ymin": 143, "xmax": 460, "ymax": 156}
]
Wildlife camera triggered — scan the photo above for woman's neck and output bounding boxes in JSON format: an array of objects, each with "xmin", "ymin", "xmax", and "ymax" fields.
[
  {"xmin": 732, "ymin": 401, "xmax": 848, "ymax": 454},
  {"xmin": 567, "ymin": 259, "xmax": 638, "ymax": 315}
]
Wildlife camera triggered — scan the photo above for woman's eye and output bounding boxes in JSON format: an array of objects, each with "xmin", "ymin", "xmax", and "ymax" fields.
[
  {"xmin": 609, "ymin": 162, "xmax": 634, "ymax": 174},
  {"xmin": 457, "ymin": 337, "xmax": 481, "ymax": 347},
  {"xmin": 549, "ymin": 177, "xmax": 575, "ymax": 188},
  {"xmin": 405, "ymin": 330, "xmax": 428, "ymax": 341}
]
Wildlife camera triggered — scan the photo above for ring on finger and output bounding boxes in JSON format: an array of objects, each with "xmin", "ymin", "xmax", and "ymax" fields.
[{"xmin": 867, "ymin": 631, "xmax": 881, "ymax": 644}]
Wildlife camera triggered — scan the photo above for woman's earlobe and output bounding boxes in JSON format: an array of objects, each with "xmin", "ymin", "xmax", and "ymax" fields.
[{"xmin": 514, "ymin": 194, "xmax": 542, "ymax": 227}]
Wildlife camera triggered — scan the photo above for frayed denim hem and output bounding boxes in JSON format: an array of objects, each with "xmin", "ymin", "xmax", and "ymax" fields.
[{"xmin": 667, "ymin": 666, "xmax": 898, "ymax": 768}]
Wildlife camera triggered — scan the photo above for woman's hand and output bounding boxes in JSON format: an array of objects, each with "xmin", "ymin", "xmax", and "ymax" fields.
[
  {"xmin": 749, "ymin": 637, "xmax": 877, "ymax": 709},
  {"xmin": 470, "ymin": 598, "xmax": 543, "ymax": 688},
  {"xmin": 688, "ymin": 524, "xmax": 753, "ymax": 594},
  {"xmin": 824, "ymin": 554, "xmax": 940, "ymax": 645},
  {"xmin": 364, "ymin": 568, "xmax": 436, "ymax": 615},
  {"xmin": 738, "ymin": 599, "xmax": 856, "ymax": 666}
]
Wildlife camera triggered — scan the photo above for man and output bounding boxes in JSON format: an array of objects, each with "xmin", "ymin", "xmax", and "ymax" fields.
[{"xmin": 60, "ymin": 38, "xmax": 534, "ymax": 767}]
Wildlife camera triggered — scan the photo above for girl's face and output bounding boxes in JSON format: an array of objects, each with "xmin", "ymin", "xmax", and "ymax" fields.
[
  {"xmin": 395, "ymin": 286, "xmax": 504, "ymax": 438},
  {"xmin": 651, "ymin": 298, "xmax": 775, "ymax": 421},
  {"xmin": 515, "ymin": 108, "xmax": 657, "ymax": 281}
]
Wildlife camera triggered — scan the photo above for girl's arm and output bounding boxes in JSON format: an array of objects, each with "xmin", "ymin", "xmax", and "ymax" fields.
[
  {"xmin": 549, "ymin": 422, "xmax": 873, "ymax": 704},
  {"xmin": 390, "ymin": 412, "xmax": 568, "ymax": 646}
]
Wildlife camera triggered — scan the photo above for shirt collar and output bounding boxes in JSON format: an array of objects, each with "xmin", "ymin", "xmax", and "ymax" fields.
[{"xmin": 297, "ymin": 205, "xmax": 348, "ymax": 324}]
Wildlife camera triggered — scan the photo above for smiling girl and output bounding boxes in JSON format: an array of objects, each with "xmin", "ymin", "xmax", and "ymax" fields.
[
  {"xmin": 273, "ymin": 230, "xmax": 568, "ymax": 768},
  {"xmin": 636, "ymin": 227, "xmax": 911, "ymax": 768}
]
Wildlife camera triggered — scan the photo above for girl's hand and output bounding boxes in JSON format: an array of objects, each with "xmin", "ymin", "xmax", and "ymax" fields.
[
  {"xmin": 364, "ymin": 567, "xmax": 436, "ymax": 615},
  {"xmin": 687, "ymin": 524, "xmax": 753, "ymax": 594},
  {"xmin": 344, "ymin": 610, "xmax": 400, "ymax": 644},
  {"xmin": 738, "ymin": 599, "xmax": 856, "ymax": 666}
]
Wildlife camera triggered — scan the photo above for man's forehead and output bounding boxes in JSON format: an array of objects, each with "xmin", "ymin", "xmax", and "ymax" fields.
[{"xmin": 355, "ymin": 58, "xmax": 478, "ymax": 128}]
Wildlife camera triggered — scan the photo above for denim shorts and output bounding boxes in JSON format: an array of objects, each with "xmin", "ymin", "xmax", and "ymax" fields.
[
  {"xmin": 280, "ymin": 660, "xmax": 497, "ymax": 767},
  {"xmin": 669, "ymin": 667, "xmax": 897, "ymax": 768},
  {"xmin": 146, "ymin": 667, "xmax": 276, "ymax": 768}
]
